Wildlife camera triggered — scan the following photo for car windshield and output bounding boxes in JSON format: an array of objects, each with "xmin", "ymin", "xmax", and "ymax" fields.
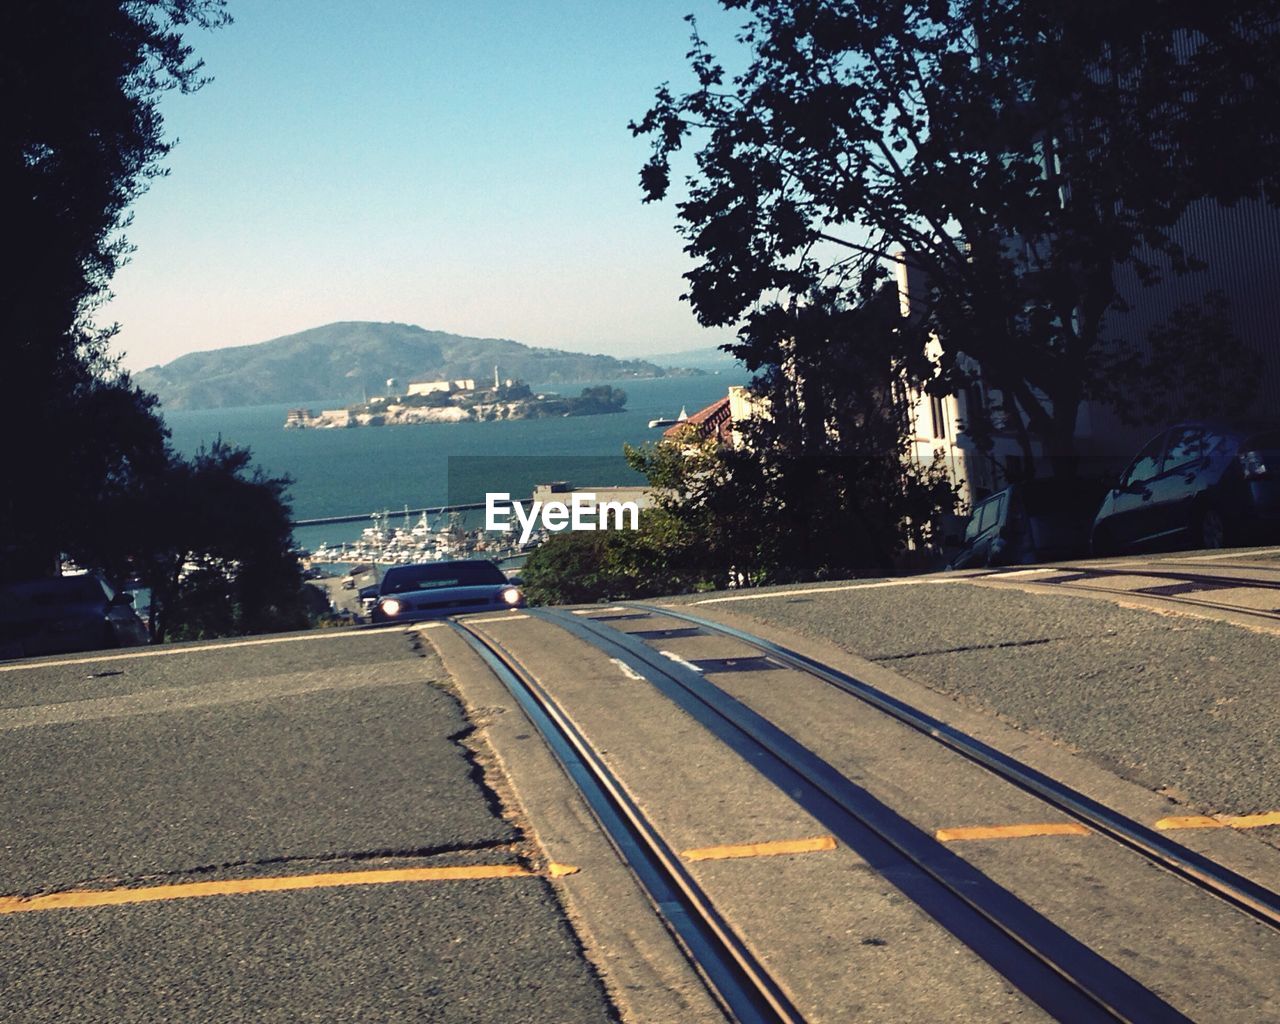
[{"xmin": 380, "ymin": 562, "xmax": 507, "ymax": 594}]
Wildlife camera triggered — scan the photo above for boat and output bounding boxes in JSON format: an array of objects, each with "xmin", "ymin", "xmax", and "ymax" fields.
[{"xmin": 648, "ymin": 406, "xmax": 689, "ymax": 429}]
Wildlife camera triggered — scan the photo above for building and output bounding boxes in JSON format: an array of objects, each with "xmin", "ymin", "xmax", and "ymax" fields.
[
  {"xmin": 405, "ymin": 378, "xmax": 477, "ymax": 397},
  {"xmin": 895, "ymin": 187, "xmax": 1280, "ymax": 509},
  {"xmin": 662, "ymin": 396, "xmax": 735, "ymax": 445},
  {"xmin": 531, "ymin": 482, "xmax": 661, "ymax": 511}
]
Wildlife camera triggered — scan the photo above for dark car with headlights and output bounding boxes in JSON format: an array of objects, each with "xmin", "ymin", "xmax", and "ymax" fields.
[
  {"xmin": 1091, "ymin": 421, "xmax": 1280, "ymax": 555},
  {"xmin": 0, "ymin": 574, "xmax": 150, "ymax": 659},
  {"xmin": 370, "ymin": 560, "xmax": 524, "ymax": 623}
]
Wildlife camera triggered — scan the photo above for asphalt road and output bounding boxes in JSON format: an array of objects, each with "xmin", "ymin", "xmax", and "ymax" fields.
[
  {"xmin": 449, "ymin": 570, "xmax": 1280, "ymax": 1024},
  {"xmin": 668, "ymin": 555, "xmax": 1280, "ymax": 837},
  {"xmin": 5, "ymin": 549, "xmax": 1280, "ymax": 1022},
  {"xmin": 0, "ymin": 629, "xmax": 615, "ymax": 1023}
]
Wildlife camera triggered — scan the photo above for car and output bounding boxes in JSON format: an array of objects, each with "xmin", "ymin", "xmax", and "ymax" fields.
[
  {"xmin": 950, "ymin": 478, "xmax": 1107, "ymax": 569},
  {"xmin": 0, "ymin": 573, "xmax": 150, "ymax": 659},
  {"xmin": 369, "ymin": 560, "xmax": 525, "ymax": 623},
  {"xmin": 358, "ymin": 583, "xmax": 380, "ymax": 617},
  {"xmin": 1091, "ymin": 420, "xmax": 1280, "ymax": 555}
]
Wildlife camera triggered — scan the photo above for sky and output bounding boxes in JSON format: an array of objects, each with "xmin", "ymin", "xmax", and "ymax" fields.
[{"xmin": 104, "ymin": 1, "xmax": 748, "ymax": 372}]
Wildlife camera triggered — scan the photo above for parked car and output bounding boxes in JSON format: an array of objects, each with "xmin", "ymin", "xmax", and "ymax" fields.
[
  {"xmin": 0, "ymin": 574, "xmax": 150, "ymax": 659},
  {"xmin": 1091, "ymin": 420, "xmax": 1280, "ymax": 555},
  {"xmin": 950, "ymin": 478, "xmax": 1107, "ymax": 569},
  {"xmin": 370, "ymin": 560, "xmax": 525, "ymax": 623}
]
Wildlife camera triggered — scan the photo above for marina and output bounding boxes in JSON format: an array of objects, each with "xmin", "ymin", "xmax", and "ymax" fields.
[{"xmin": 305, "ymin": 507, "xmax": 536, "ymax": 570}]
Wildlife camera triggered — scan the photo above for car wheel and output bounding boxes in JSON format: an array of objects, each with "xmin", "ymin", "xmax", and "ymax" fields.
[{"xmin": 1198, "ymin": 507, "xmax": 1228, "ymax": 550}]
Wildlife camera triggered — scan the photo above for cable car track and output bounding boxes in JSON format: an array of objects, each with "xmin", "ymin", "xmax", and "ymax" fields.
[
  {"xmin": 621, "ymin": 602, "xmax": 1280, "ymax": 933},
  {"xmin": 448, "ymin": 618, "xmax": 805, "ymax": 1024},
  {"xmin": 974, "ymin": 562, "xmax": 1280, "ymax": 626},
  {"xmin": 443, "ymin": 604, "xmax": 1280, "ymax": 1022}
]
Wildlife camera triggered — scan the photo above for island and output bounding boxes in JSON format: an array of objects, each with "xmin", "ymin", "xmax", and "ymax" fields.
[
  {"xmin": 285, "ymin": 379, "xmax": 626, "ymax": 429},
  {"xmin": 137, "ymin": 321, "xmax": 702, "ymax": 411}
]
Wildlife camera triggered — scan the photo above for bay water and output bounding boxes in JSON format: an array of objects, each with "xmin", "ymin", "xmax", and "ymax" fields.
[{"xmin": 162, "ymin": 374, "xmax": 747, "ymax": 551}]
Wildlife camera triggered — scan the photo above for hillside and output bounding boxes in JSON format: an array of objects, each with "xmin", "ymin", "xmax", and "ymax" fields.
[{"xmin": 134, "ymin": 322, "xmax": 700, "ymax": 410}]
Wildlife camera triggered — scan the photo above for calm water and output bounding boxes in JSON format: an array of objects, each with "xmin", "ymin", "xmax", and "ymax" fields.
[{"xmin": 163, "ymin": 374, "xmax": 747, "ymax": 550}]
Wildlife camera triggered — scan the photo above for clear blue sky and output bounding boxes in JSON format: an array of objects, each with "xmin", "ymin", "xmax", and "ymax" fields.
[{"xmin": 105, "ymin": 1, "xmax": 747, "ymax": 372}]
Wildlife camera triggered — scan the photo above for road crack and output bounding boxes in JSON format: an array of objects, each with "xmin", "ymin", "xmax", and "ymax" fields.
[{"xmin": 871, "ymin": 636, "xmax": 1068, "ymax": 661}]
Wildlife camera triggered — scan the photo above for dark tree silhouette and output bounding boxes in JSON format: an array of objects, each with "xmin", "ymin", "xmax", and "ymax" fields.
[
  {"xmin": 1, "ymin": 3, "xmax": 309, "ymax": 640},
  {"xmin": 634, "ymin": 2, "xmax": 1280, "ymax": 474},
  {"xmin": 89, "ymin": 441, "xmax": 306, "ymax": 642},
  {"xmin": 2, "ymin": 0, "xmax": 230, "ymax": 578}
]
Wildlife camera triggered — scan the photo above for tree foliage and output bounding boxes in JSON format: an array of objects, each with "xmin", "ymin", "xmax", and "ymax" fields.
[
  {"xmin": 3, "ymin": 0, "xmax": 231, "ymax": 575},
  {"xmin": 88, "ymin": 441, "xmax": 307, "ymax": 641},
  {"xmin": 1, "ymin": 3, "xmax": 310, "ymax": 641},
  {"xmin": 520, "ymin": 506, "xmax": 709, "ymax": 605},
  {"xmin": 627, "ymin": 281, "xmax": 957, "ymax": 587},
  {"xmin": 634, "ymin": 1, "xmax": 1280, "ymax": 472}
]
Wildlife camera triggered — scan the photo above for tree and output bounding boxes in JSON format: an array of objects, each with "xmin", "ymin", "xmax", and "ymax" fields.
[
  {"xmin": 520, "ymin": 507, "xmax": 709, "ymax": 605},
  {"xmin": 89, "ymin": 441, "xmax": 308, "ymax": 642},
  {"xmin": 2, "ymin": 3, "xmax": 308, "ymax": 641},
  {"xmin": 633, "ymin": 2, "xmax": 1280, "ymax": 475},
  {"xmin": 1, "ymin": 0, "xmax": 230, "ymax": 578},
  {"xmin": 627, "ymin": 278, "xmax": 957, "ymax": 585}
]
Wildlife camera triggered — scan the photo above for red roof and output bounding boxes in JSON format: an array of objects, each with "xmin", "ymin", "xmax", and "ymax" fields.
[{"xmin": 663, "ymin": 396, "xmax": 733, "ymax": 443}]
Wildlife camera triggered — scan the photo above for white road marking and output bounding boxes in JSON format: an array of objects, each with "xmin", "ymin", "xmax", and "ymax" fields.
[
  {"xmin": 0, "ymin": 628, "xmax": 408, "ymax": 673},
  {"xmin": 689, "ymin": 578, "xmax": 951, "ymax": 605},
  {"xmin": 610, "ymin": 658, "xmax": 644, "ymax": 681},
  {"xmin": 989, "ymin": 568, "xmax": 1060, "ymax": 578},
  {"xmin": 573, "ymin": 607, "xmax": 628, "ymax": 615},
  {"xmin": 463, "ymin": 614, "xmax": 531, "ymax": 624},
  {"xmin": 658, "ymin": 650, "xmax": 703, "ymax": 673}
]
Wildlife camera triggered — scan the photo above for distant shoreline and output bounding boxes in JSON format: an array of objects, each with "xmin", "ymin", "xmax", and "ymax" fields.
[{"xmin": 283, "ymin": 381, "xmax": 630, "ymax": 430}]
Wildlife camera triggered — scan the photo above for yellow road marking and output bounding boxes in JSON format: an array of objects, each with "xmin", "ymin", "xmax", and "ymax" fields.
[
  {"xmin": 682, "ymin": 836, "xmax": 837, "ymax": 861},
  {"xmin": 936, "ymin": 823, "xmax": 1090, "ymax": 842},
  {"xmin": 938, "ymin": 810, "xmax": 1280, "ymax": 843},
  {"xmin": 547, "ymin": 862, "xmax": 582, "ymax": 877},
  {"xmin": 0, "ymin": 865, "xmax": 535, "ymax": 915},
  {"xmin": 1156, "ymin": 811, "xmax": 1280, "ymax": 831}
]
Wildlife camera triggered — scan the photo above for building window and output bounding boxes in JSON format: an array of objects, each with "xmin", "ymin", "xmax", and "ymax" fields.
[{"xmin": 930, "ymin": 395, "xmax": 947, "ymax": 439}]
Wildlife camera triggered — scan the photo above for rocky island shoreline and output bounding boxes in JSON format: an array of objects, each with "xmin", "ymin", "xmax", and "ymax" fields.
[{"xmin": 285, "ymin": 379, "xmax": 626, "ymax": 429}]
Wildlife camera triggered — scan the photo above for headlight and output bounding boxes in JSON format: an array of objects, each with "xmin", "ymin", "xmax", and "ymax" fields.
[
  {"xmin": 500, "ymin": 587, "xmax": 522, "ymax": 606},
  {"xmin": 380, "ymin": 598, "xmax": 403, "ymax": 616}
]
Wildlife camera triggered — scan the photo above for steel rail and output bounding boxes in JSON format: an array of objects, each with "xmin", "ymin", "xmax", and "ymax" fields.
[
  {"xmin": 976, "ymin": 565, "xmax": 1280, "ymax": 624},
  {"xmin": 629, "ymin": 602, "xmax": 1280, "ymax": 933},
  {"xmin": 447, "ymin": 619, "xmax": 804, "ymax": 1024},
  {"xmin": 539, "ymin": 608, "xmax": 1189, "ymax": 1024},
  {"xmin": 1015, "ymin": 564, "xmax": 1280, "ymax": 590}
]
